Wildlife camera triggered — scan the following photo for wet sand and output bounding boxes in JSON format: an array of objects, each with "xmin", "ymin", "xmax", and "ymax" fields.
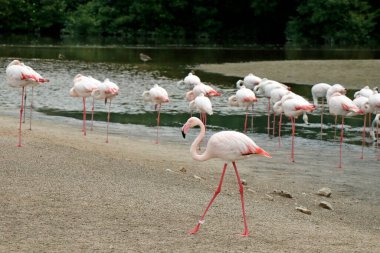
[
  {"xmin": 1, "ymin": 110, "xmax": 379, "ymax": 252},
  {"xmin": 196, "ymin": 60, "xmax": 380, "ymax": 89}
]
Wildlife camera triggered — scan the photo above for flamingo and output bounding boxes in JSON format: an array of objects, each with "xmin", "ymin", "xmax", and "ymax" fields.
[
  {"xmin": 370, "ymin": 114, "xmax": 380, "ymax": 147},
  {"xmin": 311, "ymin": 83, "xmax": 331, "ymax": 135},
  {"xmin": 178, "ymin": 71, "xmax": 202, "ymax": 90},
  {"xmin": 353, "ymin": 96, "xmax": 373, "ymax": 159},
  {"xmin": 354, "ymin": 86, "xmax": 378, "ymax": 98},
  {"xmin": 5, "ymin": 60, "xmax": 49, "ymax": 146},
  {"xmin": 228, "ymin": 85, "xmax": 257, "ymax": 132},
  {"xmin": 70, "ymin": 74, "xmax": 101, "ymax": 136},
  {"xmin": 236, "ymin": 73, "xmax": 262, "ymax": 90},
  {"xmin": 189, "ymin": 93, "xmax": 213, "ymax": 128},
  {"xmin": 326, "ymin": 84, "xmax": 347, "ymax": 139},
  {"xmin": 139, "ymin": 53, "xmax": 152, "ymax": 62},
  {"xmin": 142, "ymin": 84, "xmax": 170, "ymax": 144},
  {"xmin": 270, "ymin": 88, "xmax": 291, "ymax": 137},
  {"xmin": 185, "ymin": 82, "xmax": 221, "ymax": 101},
  {"xmin": 91, "ymin": 79, "xmax": 120, "ymax": 143},
  {"xmin": 328, "ymin": 93, "xmax": 363, "ymax": 168},
  {"xmin": 181, "ymin": 117, "xmax": 271, "ymax": 236}
]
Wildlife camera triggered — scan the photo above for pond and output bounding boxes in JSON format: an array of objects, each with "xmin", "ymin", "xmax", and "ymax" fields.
[{"xmin": 1, "ymin": 46, "xmax": 379, "ymax": 146}]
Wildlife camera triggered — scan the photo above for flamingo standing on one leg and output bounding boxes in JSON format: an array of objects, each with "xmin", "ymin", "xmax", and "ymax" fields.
[
  {"xmin": 143, "ymin": 84, "xmax": 170, "ymax": 144},
  {"xmin": 91, "ymin": 79, "xmax": 120, "ymax": 143},
  {"xmin": 311, "ymin": 83, "xmax": 331, "ymax": 136},
  {"xmin": 326, "ymin": 84, "xmax": 347, "ymax": 139},
  {"xmin": 181, "ymin": 117, "xmax": 271, "ymax": 236},
  {"xmin": 353, "ymin": 96, "xmax": 373, "ymax": 159},
  {"xmin": 70, "ymin": 74, "xmax": 101, "ymax": 136},
  {"xmin": 328, "ymin": 92, "xmax": 363, "ymax": 168},
  {"xmin": 5, "ymin": 60, "xmax": 49, "ymax": 147},
  {"xmin": 274, "ymin": 93, "xmax": 315, "ymax": 162},
  {"xmin": 228, "ymin": 85, "xmax": 257, "ymax": 132},
  {"xmin": 189, "ymin": 93, "xmax": 213, "ymax": 129}
]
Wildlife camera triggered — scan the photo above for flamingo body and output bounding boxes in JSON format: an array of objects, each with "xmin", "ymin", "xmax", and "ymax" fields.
[
  {"xmin": 236, "ymin": 73, "xmax": 262, "ymax": 90},
  {"xmin": 311, "ymin": 83, "xmax": 331, "ymax": 105}
]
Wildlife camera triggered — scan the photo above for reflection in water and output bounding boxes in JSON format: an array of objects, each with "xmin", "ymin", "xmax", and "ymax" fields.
[{"xmin": 0, "ymin": 47, "xmax": 379, "ymax": 147}]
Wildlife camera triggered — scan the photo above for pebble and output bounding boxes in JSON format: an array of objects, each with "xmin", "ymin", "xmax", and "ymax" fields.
[
  {"xmin": 193, "ymin": 174, "xmax": 203, "ymax": 180},
  {"xmin": 317, "ymin": 187, "xmax": 332, "ymax": 197},
  {"xmin": 272, "ymin": 190, "xmax": 293, "ymax": 198},
  {"xmin": 265, "ymin": 194, "xmax": 274, "ymax": 201},
  {"xmin": 296, "ymin": 206, "xmax": 312, "ymax": 215},
  {"xmin": 319, "ymin": 201, "xmax": 333, "ymax": 210},
  {"xmin": 241, "ymin": 179, "xmax": 247, "ymax": 185}
]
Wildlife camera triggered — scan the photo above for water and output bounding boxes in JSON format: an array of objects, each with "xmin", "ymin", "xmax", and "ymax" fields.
[{"xmin": 0, "ymin": 46, "xmax": 379, "ymax": 146}]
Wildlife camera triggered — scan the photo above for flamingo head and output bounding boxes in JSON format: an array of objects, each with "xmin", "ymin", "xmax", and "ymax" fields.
[{"xmin": 181, "ymin": 117, "xmax": 200, "ymax": 138}]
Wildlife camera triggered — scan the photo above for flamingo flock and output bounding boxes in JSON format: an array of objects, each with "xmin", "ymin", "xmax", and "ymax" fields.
[{"xmin": 4, "ymin": 60, "xmax": 380, "ymax": 237}]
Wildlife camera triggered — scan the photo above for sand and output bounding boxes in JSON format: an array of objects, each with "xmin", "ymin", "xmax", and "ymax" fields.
[
  {"xmin": 196, "ymin": 60, "xmax": 380, "ymax": 89},
  {"xmin": 1, "ymin": 111, "xmax": 380, "ymax": 252}
]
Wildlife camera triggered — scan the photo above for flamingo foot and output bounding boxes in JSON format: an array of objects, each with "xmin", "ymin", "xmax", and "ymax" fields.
[
  {"xmin": 188, "ymin": 223, "xmax": 202, "ymax": 235},
  {"xmin": 239, "ymin": 228, "xmax": 249, "ymax": 237},
  {"xmin": 16, "ymin": 144, "xmax": 22, "ymax": 147}
]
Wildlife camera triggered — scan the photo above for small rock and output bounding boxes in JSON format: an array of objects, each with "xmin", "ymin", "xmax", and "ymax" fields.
[
  {"xmin": 273, "ymin": 190, "xmax": 293, "ymax": 198},
  {"xmin": 319, "ymin": 201, "xmax": 333, "ymax": 210},
  {"xmin": 166, "ymin": 169, "xmax": 176, "ymax": 173},
  {"xmin": 247, "ymin": 188, "xmax": 255, "ymax": 193},
  {"xmin": 265, "ymin": 194, "xmax": 274, "ymax": 201},
  {"xmin": 193, "ymin": 174, "xmax": 203, "ymax": 180},
  {"xmin": 241, "ymin": 179, "xmax": 247, "ymax": 185},
  {"xmin": 296, "ymin": 206, "xmax": 312, "ymax": 215},
  {"xmin": 180, "ymin": 167, "xmax": 187, "ymax": 173},
  {"xmin": 317, "ymin": 187, "xmax": 332, "ymax": 197}
]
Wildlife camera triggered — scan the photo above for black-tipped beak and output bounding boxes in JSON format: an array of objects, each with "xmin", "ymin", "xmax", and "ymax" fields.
[{"xmin": 182, "ymin": 130, "xmax": 186, "ymax": 139}]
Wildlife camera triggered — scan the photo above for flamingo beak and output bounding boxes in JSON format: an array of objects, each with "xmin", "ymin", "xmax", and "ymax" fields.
[
  {"xmin": 181, "ymin": 130, "xmax": 186, "ymax": 139},
  {"xmin": 256, "ymin": 147, "xmax": 272, "ymax": 158}
]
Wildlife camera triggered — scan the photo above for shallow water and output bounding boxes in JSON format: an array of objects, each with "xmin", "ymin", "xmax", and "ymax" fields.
[{"xmin": 0, "ymin": 47, "xmax": 379, "ymax": 147}]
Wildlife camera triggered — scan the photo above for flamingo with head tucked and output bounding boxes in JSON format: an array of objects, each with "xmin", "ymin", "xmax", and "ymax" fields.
[
  {"xmin": 5, "ymin": 60, "xmax": 49, "ymax": 146},
  {"xmin": 311, "ymin": 83, "xmax": 331, "ymax": 135},
  {"xmin": 189, "ymin": 93, "xmax": 213, "ymax": 128},
  {"xmin": 143, "ymin": 84, "xmax": 170, "ymax": 144},
  {"xmin": 181, "ymin": 116, "xmax": 271, "ymax": 236},
  {"xmin": 91, "ymin": 79, "xmax": 120, "ymax": 143},
  {"xmin": 236, "ymin": 73, "xmax": 262, "ymax": 90}
]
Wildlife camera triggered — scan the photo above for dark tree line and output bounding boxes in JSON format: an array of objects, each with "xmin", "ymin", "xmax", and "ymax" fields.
[{"xmin": 0, "ymin": 0, "xmax": 379, "ymax": 46}]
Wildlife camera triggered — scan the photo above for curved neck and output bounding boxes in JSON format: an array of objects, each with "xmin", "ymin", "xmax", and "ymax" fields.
[{"xmin": 190, "ymin": 119, "xmax": 209, "ymax": 161}]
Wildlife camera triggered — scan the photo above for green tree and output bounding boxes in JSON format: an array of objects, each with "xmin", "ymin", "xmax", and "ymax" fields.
[{"xmin": 286, "ymin": 0, "xmax": 379, "ymax": 46}]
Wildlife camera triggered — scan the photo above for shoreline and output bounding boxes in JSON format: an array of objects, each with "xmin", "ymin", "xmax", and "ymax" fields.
[
  {"xmin": 196, "ymin": 60, "xmax": 380, "ymax": 89},
  {"xmin": 1, "ymin": 113, "xmax": 379, "ymax": 252}
]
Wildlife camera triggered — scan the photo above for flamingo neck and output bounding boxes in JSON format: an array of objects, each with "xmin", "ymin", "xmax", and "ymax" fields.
[{"xmin": 190, "ymin": 119, "xmax": 209, "ymax": 161}]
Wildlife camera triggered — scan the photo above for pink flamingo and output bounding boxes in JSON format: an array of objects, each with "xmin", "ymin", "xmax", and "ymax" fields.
[
  {"xmin": 236, "ymin": 73, "xmax": 262, "ymax": 90},
  {"xmin": 181, "ymin": 117, "xmax": 271, "ymax": 236},
  {"xmin": 185, "ymin": 82, "xmax": 221, "ymax": 101},
  {"xmin": 353, "ymin": 96, "xmax": 373, "ymax": 159},
  {"xmin": 91, "ymin": 79, "xmax": 120, "ymax": 143},
  {"xmin": 311, "ymin": 83, "xmax": 331, "ymax": 135},
  {"xmin": 70, "ymin": 74, "xmax": 101, "ymax": 136},
  {"xmin": 189, "ymin": 93, "xmax": 213, "ymax": 128},
  {"xmin": 274, "ymin": 93, "xmax": 315, "ymax": 162},
  {"xmin": 5, "ymin": 60, "xmax": 49, "ymax": 146},
  {"xmin": 326, "ymin": 84, "xmax": 347, "ymax": 139},
  {"xmin": 143, "ymin": 84, "xmax": 170, "ymax": 144},
  {"xmin": 354, "ymin": 86, "xmax": 378, "ymax": 99},
  {"xmin": 178, "ymin": 71, "xmax": 202, "ymax": 90},
  {"xmin": 328, "ymin": 93, "xmax": 363, "ymax": 168},
  {"xmin": 228, "ymin": 85, "xmax": 257, "ymax": 132},
  {"xmin": 270, "ymin": 88, "xmax": 291, "ymax": 137}
]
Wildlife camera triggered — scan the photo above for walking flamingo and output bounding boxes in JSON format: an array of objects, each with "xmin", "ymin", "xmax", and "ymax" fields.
[
  {"xmin": 181, "ymin": 117, "xmax": 271, "ymax": 236},
  {"xmin": 91, "ymin": 79, "xmax": 120, "ymax": 143},
  {"xmin": 328, "ymin": 93, "xmax": 363, "ymax": 168},
  {"xmin": 142, "ymin": 84, "xmax": 170, "ymax": 144},
  {"xmin": 273, "ymin": 93, "xmax": 315, "ymax": 162},
  {"xmin": 236, "ymin": 73, "xmax": 262, "ymax": 90},
  {"xmin": 311, "ymin": 83, "xmax": 331, "ymax": 135},
  {"xmin": 189, "ymin": 93, "xmax": 213, "ymax": 128},
  {"xmin": 70, "ymin": 74, "xmax": 101, "ymax": 136},
  {"xmin": 228, "ymin": 85, "xmax": 257, "ymax": 132},
  {"xmin": 5, "ymin": 60, "xmax": 49, "ymax": 146}
]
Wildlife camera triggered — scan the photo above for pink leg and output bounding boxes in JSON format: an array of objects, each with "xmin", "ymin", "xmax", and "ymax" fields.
[
  {"xmin": 90, "ymin": 97, "xmax": 95, "ymax": 131},
  {"xmin": 29, "ymin": 87, "xmax": 34, "ymax": 130},
  {"xmin": 106, "ymin": 100, "xmax": 111, "ymax": 143},
  {"xmin": 244, "ymin": 109, "xmax": 248, "ymax": 133},
  {"xmin": 360, "ymin": 113, "xmax": 366, "ymax": 159},
  {"xmin": 267, "ymin": 98, "xmax": 271, "ymax": 135},
  {"xmin": 17, "ymin": 87, "xmax": 25, "ymax": 147},
  {"xmin": 320, "ymin": 97, "xmax": 324, "ymax": 137},
  {"xmin": 82, "ymin": 97, "xmax": 87, "ymax": 136},
  {"xmin": 338, "ymin": 116, "xmax": 344, "ymax": 168},
  {"xmin": 156, "ymin": 104, "xmax": 161, "ymax": 144},
  {"xmin": 272, "ymin": 112, "xmax": 276, "ymax": 136},
  {"xmin": 232, "ymin": 162, "xmax": 249, "ymax": 237},
  {"xmin": 334, "ymin": 115, "xmax": 337, "ymax": 140},
  {"xmin": 189, "ymin": 163, "xmax": 228, "ymax": 235},
  {"xmin": 22, "ymin": 89, "xmax": 26, "ymax": 124},
  {"xmin": 250, "ymin": 104, "xmax": 254, "ymax": 132},
  {"xmin": 278, "ymin": 113, "xmax": 282, "ymax": 148},
  {"xmin": 291, "ymin": 116, "xmax": 296, "ymax": 162}
]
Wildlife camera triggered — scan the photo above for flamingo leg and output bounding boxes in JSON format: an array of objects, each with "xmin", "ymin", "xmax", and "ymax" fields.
[
  {"xmin": 272, "ymin": 112, "xmax": 276, "ymax": 136},
  {"xmin": 232, "ymin": 162, "xmax": 249, "ymax": 237},
  {"xmin": 267, "ymin": 98, "xmax": 271, "ymax": 135},
  {"xmin": 334, "ymin": 115, "xmax": 337, "ymax": 140},
  {"xmin": 250, "ymin": 104, "xmax": 254, "ymax": 132},
  {"xmin": 291, "ymin": 116, "xmax": 296, "ymax": 162},
  {"xmin": 106, "ymin": 100, "xmax": 111, "ymax": 143},
  {"xmin": 82, "ymin": 97, "xmax": 87, "ymax": 136},
  {"xmin": 17, "ymin": 87, "xmax": 25, "ymax": 147},
  {"xmin": 90, "ymin": 97, "xmax": 95, "ymax": 131},
  {"xmin": 278, "ymin": 113, "xmax": 282, "ymax": 148},
  {"xmin": 360, "ymin": 113, "xmax": 367, "ymax": 159},
  {"xmin": 22, "ymin": 90, "xmax": 27, "ymax": 124},
  {"xmin": 29, "ymin": 87, "xmax": 34, "ymax": 130},
  {"xmin": 244, "ymin": 108, "xmax": 248, "ymax": 133},
  {"xmin": 156, "ymin": 104, "xmax": 161, "ymax": 144},
  {"xmin": 320, "ymin": 97, "xmax": 324, "ymax": 137},
  {"xmin": 189, "ymin": 163, "xmax": 228, "ymax": 235},
  {"xmin": 338, "ymin": 116, "xmax": 344, "ymax": 168}
]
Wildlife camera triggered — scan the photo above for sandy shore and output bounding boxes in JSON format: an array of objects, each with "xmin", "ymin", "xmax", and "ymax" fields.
[
  {"xmin": 1, "ymin": 112, "xmax": 379, "ymax": 252},
  {"xmin": 196, "ymin": 60, "xmax": 380, "ymax": 89}
]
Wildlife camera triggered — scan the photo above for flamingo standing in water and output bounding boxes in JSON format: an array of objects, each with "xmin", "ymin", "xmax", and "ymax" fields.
[
  {"xmin": 311, "ymin": 83, "xmax": 331, "ymax": 135},
  {"xmin": 178, "ymin": 71, "xmax": 202, "ymax": 90},
  {"xmin": 143, "ymin": 84, "xmax": 170, "ymax": 144},
  {"xmin": 326, "ymin": 84, "xmax": 347, "ymax": 139},
  {"xmin": 353, "ymin": 96, "xmax": 373, "ymax": 159},
  {"xmin": 5, "ymin": 60, "xmax": 49, "ymax": 146},
  {"xmin": 70, "ymin": 74, "xmax": 101, "ymax": 136},
  {"xmin": 273, "ymin": 93, "xmax": 315, "ymax": 162},
  {"xmin": 328, "ymin": 93, "xmax": 363, "ymax": 168},
  {"xmin": 228, "ymin": 85, "xmax": 257, "ymax": 132},
  {"xmin": 91, "ymin": 79, "xmax": 120, "ymax": 143},
  {"xmin": 181, "ymin": 117, "xmax": 271, "ymax": 236},
  {"xmin": 185, "ymin": 82, "xmax": 221, "ymax": 101},
  {"xmin": 236, "ymin": 73, "xmax": 262, "ymax": 90},
  {"xmin": 189, "ymin": 93, "xmax": 213, "ymax": 128}
]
